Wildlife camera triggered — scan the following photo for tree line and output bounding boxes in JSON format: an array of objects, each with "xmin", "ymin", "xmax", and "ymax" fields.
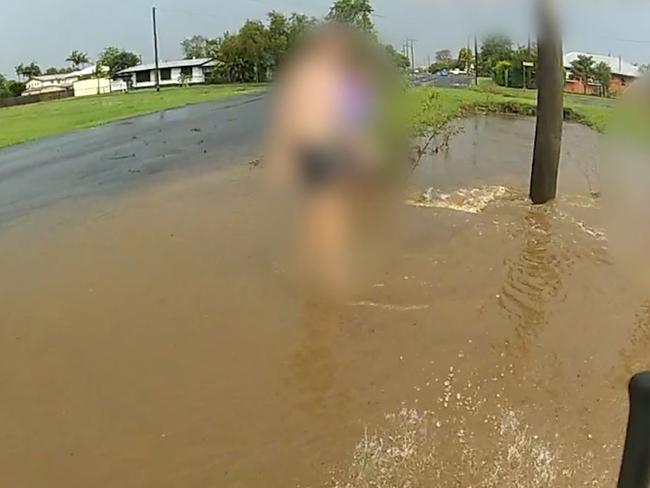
[
  {"xmin": 431, "ymin": 34, "xmax": 646, "ymax": 97},
  {"xmin": 7, "ymin": 0, "xmax": 645, "ymax": 98},
  {"xmin": 4, "ymin": 0, "xmax": 407, "ymax": 96},
  {"xmin": 429, "ymin": 35, "xmax": 539, "ymax": 89},
  {"xmin": 179, "ymin": 0, "xmax": 410, "ymax": 83}
]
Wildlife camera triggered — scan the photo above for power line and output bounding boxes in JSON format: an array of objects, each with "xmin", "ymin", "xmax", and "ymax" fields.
[
  {"xmin": 155, "ymin": 7, "xmax": 224, "ymax": 20},
  {"xmin": 602, "ymin": 36, "xmax": 650, "ymax": 44}
]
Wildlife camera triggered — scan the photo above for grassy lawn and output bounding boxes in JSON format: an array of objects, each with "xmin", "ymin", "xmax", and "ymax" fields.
[
  {"xmin": 0, "ymin": 84, "xmax": 266, "ymax": 149},
  {"xmin": 1, "ymin": 80, "xmax": 615, "ymax": 150},
  {"xmin": 408, "ymin": 84, "xmax": 615, "ymax": 135}
]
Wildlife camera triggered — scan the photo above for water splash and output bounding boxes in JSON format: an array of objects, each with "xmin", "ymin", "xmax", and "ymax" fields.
[
  {"xmin": 406, "ymin": 186, "xmax": 523, "ymax": 214},
  {"xmin": 351, "ymin": 301, "xmax": 431, "ymax": 312},
  {"xmin": 328, "ymin": 353, "xmax": 612, "ymax": 488}
]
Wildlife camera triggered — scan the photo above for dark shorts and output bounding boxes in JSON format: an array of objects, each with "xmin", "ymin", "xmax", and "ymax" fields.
[{"xmin": 298, "ymin": 145, "xmax": 355, "ymax": 188}]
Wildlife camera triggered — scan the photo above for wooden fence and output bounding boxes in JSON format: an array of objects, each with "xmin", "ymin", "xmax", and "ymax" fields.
[{"xmin": 0, "ymin": 90, "xmax": 74, "ymax": 108}]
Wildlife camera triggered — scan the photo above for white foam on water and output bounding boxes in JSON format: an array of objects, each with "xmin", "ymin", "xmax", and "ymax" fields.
[
  {"xmin": 406, "ymin": 186, "xmax": 521, "ymax": 214},
  {"xmin": 352, "ymin": 301, "xmax": 431, "ymax": 312}
]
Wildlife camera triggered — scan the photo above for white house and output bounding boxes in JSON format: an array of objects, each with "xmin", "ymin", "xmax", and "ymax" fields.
[
  {"xmin": 23, "ymin": 65, "xmax": 100, "ymax": 96},
  {"xmin": 116, "ymin": 58, "xmax": 218, "ymax": 89}
]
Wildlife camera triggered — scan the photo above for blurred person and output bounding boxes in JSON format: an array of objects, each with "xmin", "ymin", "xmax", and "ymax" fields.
[
  {"xmin": 601, "ymin": 75, "xmax": 650, "ymax": 289},
  {"xmin": 266, "ymin": 23, "xmax": 404, "ymax": 295}
]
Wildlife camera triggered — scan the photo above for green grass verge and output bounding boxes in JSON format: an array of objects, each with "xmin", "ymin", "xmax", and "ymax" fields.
[
  {"xmin": 1, "ymin": 82, "xmax": 615, "ymax": 150},
  {"xmin": 408, "ymin": 85, "xmax": 615, "ymax": 135},
  {"xmin": 0, "ymin": 84, "xmax": 266, "ymax": 149}
]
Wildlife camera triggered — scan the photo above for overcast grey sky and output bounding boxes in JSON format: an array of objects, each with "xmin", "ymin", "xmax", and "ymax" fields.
[{"xmin": 2, "ymin": 0, "xmax": 649, "ymax": 77}]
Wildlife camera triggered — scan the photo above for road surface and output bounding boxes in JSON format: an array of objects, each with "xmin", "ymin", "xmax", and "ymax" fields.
[
  {"xmin": 0, "ymin": 93, "xmax": 266, "ymax": 225},
  {"xmin": 412, "ymin": 73, "xmax": 473, "ymax": 88}
]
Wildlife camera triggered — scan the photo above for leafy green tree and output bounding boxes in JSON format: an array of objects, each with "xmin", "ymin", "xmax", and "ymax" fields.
[
  {"xmin": 569, "ymin": 54, "xmax": 595, "ymax": 94},
  {"xmin": 457, "ymin": 47, "xmax": 473, "ymax": 71},
  {"xmin": 593, "ymin": 61, "xmax": 612, "ymax": 97},
  {"xmin": 435, "ymin": 49, "xmax": 452, "ymax": 66},
  {"xmin": 265, "ymin": 11, "xmax": 289, "ymax": 72},
  {"xmin": 479, "ymin": 34, "xmax": 513, "ymax": 76},
  {"xmin": 494, "ymin": 60, "xmax": 513, "ymax": 86},
  {"xmin": 509, "ymin": 44, "xmax": 538, "ymax": 88},
  {"xmin": 7, "ymin": 80, "xmax": 26, "ymax": 96},
  {"xmin": 0, "ymin": 74, "xmax": 9, "ymax": 97},
  {"xmin": 181, "ymin": 35, "xmax": 219, "ymax": 59},
  {"xmin": 287, "ymin": 13, "xmax": 317, "ymax": 46},
  {"xmin": 326, "ymin": 0, "xmax": 375, "ymax": 33},
  {"xmin": 212, "ymin": 11, "xmax": 316, "ymax": 84},
  {"xmin": 97, "ymin": 47, "xmax": 140, "ymax": 78},
  {"xmin": 0, "ymin": 75, "xmax": 26, "ymax": 98},
  {"xmin": 261, "ymin": 11, "xmax": 317, "ymax": 73},
  {"xmin": 238, "ymin": 20, "xmax": 271, "ymax": 82},
  {"xmin": 384, "ymin": 44, "xmax": 410, "ymax": 71},
  {"xmin": 218, "ymin": 28, "xmax": 260, "ymax": 83},
  {"xmin": 66, "ymin": 50, "xmax": 90, "ymax": 69},
  {"xmin": 44, "ymin": 66, "xmax": 74, "ymax": 75}
]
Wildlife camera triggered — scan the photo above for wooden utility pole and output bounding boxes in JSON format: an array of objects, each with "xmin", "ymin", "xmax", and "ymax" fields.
[
  {"xmin": 474, "ymin": 34, "xmax": 479, "ymax": 85},
  {"xmin": 529, "ymin": 0, "xmax": 563, "ymax": 204},
  {"xmin": 152, "ymin": 6, "xmax": 161, "ymax": 92}
]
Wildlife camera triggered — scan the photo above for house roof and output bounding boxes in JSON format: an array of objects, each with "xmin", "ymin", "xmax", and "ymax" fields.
[
  {"xmin": 117, "ymin": 58, "xmax": 213, "ymax": 74},
  {"xmin": 564, "ymin": 52, "xmax": 640, "ymax": 78},
  {"xmin": 31, "ymin": 65, "xmax": 104, "ymax": 82}
]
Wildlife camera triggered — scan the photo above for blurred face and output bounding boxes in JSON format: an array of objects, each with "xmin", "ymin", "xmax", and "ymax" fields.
[{"xmin": 306, "ymin": 28, "xmax": 353, "ymax": 69}]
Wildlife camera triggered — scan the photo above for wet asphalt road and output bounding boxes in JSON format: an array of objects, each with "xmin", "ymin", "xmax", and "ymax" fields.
[{"xmin": 0, "ymin": 93, "xmax": 266, "ymax": 224}]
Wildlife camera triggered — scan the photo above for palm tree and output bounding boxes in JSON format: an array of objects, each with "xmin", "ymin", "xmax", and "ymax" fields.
[
  {"xmin": 569, "ymin": 54, "xmax": 595, "ymax": 95},
  {"xmin": 66, "ymin": 50, "xmax": 90, "ymax": 70},
  {"xmin": 14, "ymin": 63, "xmax": 25, "ymax": 81},
  {"xmin": 19, "ymin": 62, "xmax": 42, "ymax": 80}
]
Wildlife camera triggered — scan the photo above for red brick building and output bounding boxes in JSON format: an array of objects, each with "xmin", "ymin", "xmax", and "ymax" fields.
[{"xmin": 564, "ymin": 52, "xmax": 641, "ymax": 96}]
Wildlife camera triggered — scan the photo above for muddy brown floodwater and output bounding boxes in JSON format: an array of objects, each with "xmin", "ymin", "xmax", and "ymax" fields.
[{"xmin": 1, "ymin": 115, "xmax": 647, "ymax": 488}]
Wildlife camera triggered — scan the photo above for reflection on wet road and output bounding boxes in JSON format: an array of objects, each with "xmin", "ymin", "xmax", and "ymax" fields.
[
  {"xmin": 0, "ymin": 114, "xmax": 646, "ymax": 487},
  {"xmin": 0, "ymin": 94, "xmax": 265, "ymax": 224}
]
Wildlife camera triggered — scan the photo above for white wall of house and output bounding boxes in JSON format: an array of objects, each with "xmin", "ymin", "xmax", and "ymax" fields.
[
  {"xmin": 26, "ymin": 75, "xmax": 80, "ymax": 91},
  {"xmin": 22, "ymin": 82, "xmax": 69, "ymax": 96},
  {"xmin": 128, "ymin": 66, "xmax": 207, "ymax": 89},
  {"xmin": 73, "ymin": 79, "xmax": 127, "ymax": 97},
  {"xmin": 74, "ymin": 78, "xmax": 110, "ymax": 97}
]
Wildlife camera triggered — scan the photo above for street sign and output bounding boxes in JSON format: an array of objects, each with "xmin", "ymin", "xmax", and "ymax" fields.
[{"xmin": 523, "ymin": 61, "xmax": 534, "ymax": 67}]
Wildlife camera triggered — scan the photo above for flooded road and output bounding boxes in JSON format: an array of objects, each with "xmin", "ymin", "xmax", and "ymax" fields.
[{"xmin": 0, "ymin": 115, "xmax": 646, "ymax": 487}]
